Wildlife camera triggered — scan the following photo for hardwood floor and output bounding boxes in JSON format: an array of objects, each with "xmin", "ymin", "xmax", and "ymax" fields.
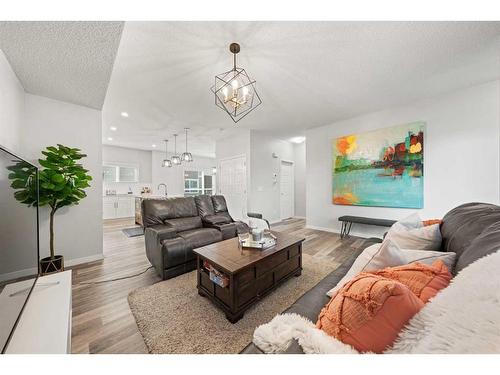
[{"xmin": 70, "ymin": 217, "xmax": 367, "ymax": 354}]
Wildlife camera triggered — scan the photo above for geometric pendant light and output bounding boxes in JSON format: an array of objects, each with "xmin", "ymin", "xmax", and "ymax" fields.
[
  {"xmin": 171, "ymin": 134, "xmax": 182, "ymax": 166},
  {"xmin": 181, "ymin": 127, "xmax": 193, "ymax": 163},
  {"xmin": 211, "ymin": 43, "xmax": 262, "ymax": 123},
  {"xmin": 161, "ymin": 139, "xmax": 172, "ymax": 168}
]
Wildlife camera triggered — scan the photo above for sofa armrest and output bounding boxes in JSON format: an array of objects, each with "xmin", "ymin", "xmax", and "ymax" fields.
[
  {"xmin": 145, "ymin": 224, "xmax": 178, "ymax": 243},
  {"xmin": 202, "ymin": 214, "xmax": 231, "ymax": 226},
  {"xmin": 144, "ymin": 224, "xmax": 178, "ymax": 278},
  {"xmin": 213, "ymin": 222, "xmax": 237, "ymax": 240}
]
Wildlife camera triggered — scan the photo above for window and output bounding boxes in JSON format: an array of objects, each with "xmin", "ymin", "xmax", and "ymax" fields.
[
  {"xmin": 103, "ymin": 164, "xmax": 139, "ymax": 183},
  {"xmin": 184, "ymin": 170, "xmax": 214, "ymax": 197}
]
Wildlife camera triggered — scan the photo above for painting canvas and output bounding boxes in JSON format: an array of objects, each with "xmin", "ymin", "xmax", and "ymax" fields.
[{"xmin": 332, "ymin": 122, "xmax": 425, "ymax": 208}]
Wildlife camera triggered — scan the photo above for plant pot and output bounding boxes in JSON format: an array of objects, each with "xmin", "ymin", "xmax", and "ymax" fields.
[{"xmin": 40, "ymin": 255, "xmax": 64, "ymax": 275}]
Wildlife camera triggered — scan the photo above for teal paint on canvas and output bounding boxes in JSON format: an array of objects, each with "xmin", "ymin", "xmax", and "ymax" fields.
[{"xmin": 332, "ymin": 122, "xmax": 425, "ymax": 209}]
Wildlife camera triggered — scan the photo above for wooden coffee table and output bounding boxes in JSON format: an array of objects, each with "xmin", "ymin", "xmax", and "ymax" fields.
[{"xmin": 193, "ymin": 232, "xmax": 305, "ymax": 323}]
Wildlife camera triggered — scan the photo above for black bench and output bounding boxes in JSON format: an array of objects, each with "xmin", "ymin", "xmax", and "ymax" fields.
[{"xmin": 338, "ymin": 215, "xmax": 396, "ymax": 239}]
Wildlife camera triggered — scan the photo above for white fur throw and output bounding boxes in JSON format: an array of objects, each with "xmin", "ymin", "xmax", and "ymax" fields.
[
  {"xmin": 253, "ymin": 313, "xmax": 358, "ymax": 354},
  {"xmin": 253, "ymin": 249, "xmax": 500, "ymax": 354}
]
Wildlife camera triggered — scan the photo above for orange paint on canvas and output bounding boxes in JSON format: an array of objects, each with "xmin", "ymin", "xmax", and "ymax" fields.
[{"xmin": 336, "ymin": 135, "xmax": 357, "ymax": 155}]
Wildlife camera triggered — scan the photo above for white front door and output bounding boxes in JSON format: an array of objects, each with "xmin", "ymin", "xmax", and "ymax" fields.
[
  {"xmin": 218, "ymin": 155, "xmax": 247, "ymax": 220},
  {"xmin": 280, "ymin": 161, "xmax": 294, "ymax": 220}
]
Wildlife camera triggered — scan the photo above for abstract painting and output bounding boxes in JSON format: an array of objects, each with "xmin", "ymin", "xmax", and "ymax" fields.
[{"xmin": 332, "ymin": 122, "xmax": 425, "ymax": 208}]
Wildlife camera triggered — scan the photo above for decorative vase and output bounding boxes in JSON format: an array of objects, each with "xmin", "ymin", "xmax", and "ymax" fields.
[{"xmin": 40, "ymin": 255, "xmax": 64, "ymax": 275}]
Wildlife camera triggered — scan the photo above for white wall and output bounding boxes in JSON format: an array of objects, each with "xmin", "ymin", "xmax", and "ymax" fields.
[
  {"xmin": 102, "ymin": 144, "xmax": 152, "ymax": 195},
  {"xmin": 0, "ymin": 50, "xmax": 24, "ymax": 154},
  {"xmin": 293, "ymin": 141, "xmax": 306, "ymax": 218},
  {"xmin": 151, "ymin": 151, "xmax": 216, "ymax": 197},
  {"xmin": 21, "ymin": 94, "xmax": 103, "ymax": 266},
  {"xmin": 306, "ymin": 80, "xmax": 500, "ymax": 238},
  {"xmin": 249, "ymin": 130, "xmax": 294, "ymax": 223}
]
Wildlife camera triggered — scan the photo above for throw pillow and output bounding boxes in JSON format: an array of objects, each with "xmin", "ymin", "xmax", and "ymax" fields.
[
  {"xmin": 325, "ymin": 240, "xmax": 406, "ymax": 297},
  {"xmin": 386, "ymin": 223, "xmax": 442, "ymax": 250},
  {"xmin": 317, "ymin": 273, "xmax": 424, "ymax": 353},
  {"xmin": 423, "ymin": 219, "xmax": 442, "ymax": 226},
  {"xmin": 397, "ymin": 212, "xmax": 424, "ymax": 229},
  {"xmin": 369, "ymin": 259, "xmax": 452, "ymax": 303},
  {"xmin": 403, "ymin": 249, "xmax": 456, "ymax": 273}
]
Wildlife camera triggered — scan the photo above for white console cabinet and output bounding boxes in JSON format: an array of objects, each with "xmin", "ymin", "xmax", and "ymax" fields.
[
  {"xmin": 103, "ymin": 195, "xmax": 135, "ymax": 219},
  {"xmin": 5, "ymin": 271, "xmax": 72, "ymax": 354}
]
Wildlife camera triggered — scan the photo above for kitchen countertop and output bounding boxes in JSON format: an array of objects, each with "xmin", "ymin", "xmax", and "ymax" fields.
[{"xmin": 103, "ymin": 194, "xmax": 180, "ymax": 199}]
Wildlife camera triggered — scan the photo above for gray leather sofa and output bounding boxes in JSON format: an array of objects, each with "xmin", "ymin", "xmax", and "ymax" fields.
[
  {"xmin": 142, "ymin": 195, "xmax": 252, "ymax": 280},
  {"xmin": 241, "ymin": 202, "xmax": 500, "ymax": 353}
]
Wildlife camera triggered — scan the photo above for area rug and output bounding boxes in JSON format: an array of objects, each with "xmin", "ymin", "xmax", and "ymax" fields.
[
  {"xmin": 127, "ymin": 254, "xmax": 339, "ymax": 354},
  {"xmin": 122, "ymin": 227, "xmax": 144, "ymax": 237}
]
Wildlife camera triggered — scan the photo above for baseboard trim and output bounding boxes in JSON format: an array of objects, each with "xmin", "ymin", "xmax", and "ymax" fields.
[
  {"xmin": 0, "ymin": 254, "xmax": 104, "ymax": 282},
  {"xmin": 65, "ymin": 254, "xmax": 104, "ymax": 267},
  {"xmin": 0, "ymin": 266, "xmax": 39, "ymax": 283},
  {"xmin": 306, "ymin": 225, "xmax": 340, "ymax": 234},
  {"xmin": 293, "ymin": 216, "xmax": 306, "ymax": 219}
]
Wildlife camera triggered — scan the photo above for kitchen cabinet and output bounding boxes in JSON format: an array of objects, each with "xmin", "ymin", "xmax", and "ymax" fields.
[{"xmin": 103, "ymin": 195, "xmax": 135, "ymax": 219}]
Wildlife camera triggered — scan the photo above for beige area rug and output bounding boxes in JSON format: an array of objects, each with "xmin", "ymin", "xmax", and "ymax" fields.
[{"xmin": 128, "ymin": 254, "xmax": 339, "ymax": 354}]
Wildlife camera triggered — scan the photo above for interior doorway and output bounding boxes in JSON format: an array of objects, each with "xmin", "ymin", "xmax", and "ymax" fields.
[
  {"xmin": 217, "ymin": 155, "xmax": 247, "ymax": 220},
  {"xmin": 280, "ymin": 160, "xmax": 294, "ymax": 220}
]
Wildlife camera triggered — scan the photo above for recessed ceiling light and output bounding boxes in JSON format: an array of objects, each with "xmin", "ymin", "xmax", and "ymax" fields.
[
  {"xmin": 110, "ymin": 126, "xmax": 117, "ymax": 131},
  {"xmin": 290, "ymin": 136, "xmax": 306, "ymax": 144},
  {"xmin": 120, "ymin": 112, "xmax": 129, "ymax": 118},
  {"xmin": 152, "ymin": 144, "xmax": 157, "ymax": 148},
  {"xmin": 107, "ymin": 137, "xmax": 113, "ymax": 141}
]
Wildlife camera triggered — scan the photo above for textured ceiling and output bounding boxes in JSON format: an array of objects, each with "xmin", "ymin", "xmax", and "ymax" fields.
[
  {"xmin": 103, "ymin": 21, "xmax": 500, "ymax": 157},
  {"xmin": 0, "ymin": 21, "xmax": 124, "ymax": 109}
]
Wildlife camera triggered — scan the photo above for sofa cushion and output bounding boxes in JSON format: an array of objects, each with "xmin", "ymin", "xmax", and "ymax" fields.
[
  {"xmin": 194, "ymin": 195, "xmax": 215, "ymax": 217},
  {"xmin": 165, "ymin": 216, "xmax": 202, "ymax": 232},
  {"xmin": 142, "ymin": 197, "xmax": 199, "ymax": 226},
  {"xmin": 455, "ymin": 220, "xmax": 500, "ymax": 273},
  {"xmin": 212, "ymin": 195, "xmax": 228, "ymax": 213},
  {"xmin": 441, "ymin": 202, "xmax": 500, "ymax": 273},
  {"xmin": 178, "ymin": 228, "xmax": 223, "ymax": 249},
  {"xmin": 172, "ymin": 197, "xmax": 198, "ymax": 218},
  {"xmin": 203, "ymin": 214, "xmax": 231, "ymax": 225},
  {"xmin": 142, "ymin": 199, "xmax": 176, "ymax": 226}
]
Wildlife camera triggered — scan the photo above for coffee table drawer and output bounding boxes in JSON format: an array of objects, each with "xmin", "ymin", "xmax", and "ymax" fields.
[
  {"xmin": 235, "ymin": 267, "xmax": 255, "ymax": 286},
  {"xmin": 255, "ymin": 250, "xmax": 288, "ymax": 277},
  {"xmin": 237, "ymin": 271, "xmax": 274, "ymax": 308},
  {"xmin": 288, "ymin": 244, "xmax": 300, "ymax": 259},
  {"xmin": 274, "ymin": 255, "xmax": 300, "ymax": 282}
]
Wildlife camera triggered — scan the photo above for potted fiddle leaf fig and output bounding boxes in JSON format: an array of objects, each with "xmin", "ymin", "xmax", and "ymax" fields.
[{"xmin": 8, "ymin": 144, "xmax": 92, "ymax": 275}]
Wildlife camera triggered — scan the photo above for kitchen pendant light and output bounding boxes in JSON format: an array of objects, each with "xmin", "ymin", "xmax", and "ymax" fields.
[
  {"xmin": 181, "ymin": 127, "xmax": 193, "ymax": 162},
  {"xmin": 171, "ymin": 134, "xmax": 181, "ymax": 165},
  {"xmin": 211, "ymin": 43, "xmax": 262, "ymax": 123},
  {"xmin": 162, "ymin": 139, "xmax": 172, "ymax": 168}
]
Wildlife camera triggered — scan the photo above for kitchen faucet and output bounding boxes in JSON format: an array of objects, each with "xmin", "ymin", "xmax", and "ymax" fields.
[{"xmin": 157, "ymin": 183, "xmax": 167, "ymax": 196}]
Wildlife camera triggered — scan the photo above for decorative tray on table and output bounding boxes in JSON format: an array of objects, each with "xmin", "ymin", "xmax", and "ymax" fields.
[{"xmin": 241, "ymin": 232, "xmax": 277, "ymax": 250}]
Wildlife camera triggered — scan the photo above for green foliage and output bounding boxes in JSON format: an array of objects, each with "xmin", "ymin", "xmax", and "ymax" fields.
[
  {"xmin": 8, "ymin": 144, "xmax": 92, "ymax": 259},
  {"xmin": 8, "ymin": 144, "xmax": 92, "ymax": 210}
]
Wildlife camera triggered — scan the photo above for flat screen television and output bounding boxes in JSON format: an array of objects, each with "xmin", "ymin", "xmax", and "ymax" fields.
[{"xmin": 0, "ymin": 145, "xmax": 39, "ymax": 353}]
